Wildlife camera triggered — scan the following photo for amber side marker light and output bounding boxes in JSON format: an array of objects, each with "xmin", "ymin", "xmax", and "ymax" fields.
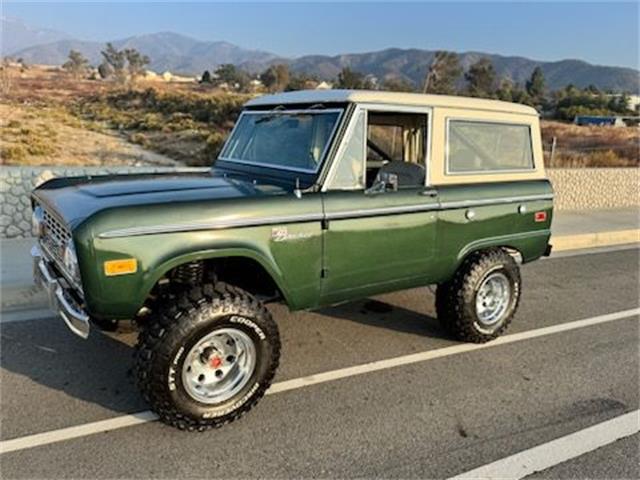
[
  {"xmin": 534, "ymin": 211, "xmax": 547, "ymax": 222},
  {"xmin": 104, "ymin": 258, "xmax": 138, "ymax": 276}
]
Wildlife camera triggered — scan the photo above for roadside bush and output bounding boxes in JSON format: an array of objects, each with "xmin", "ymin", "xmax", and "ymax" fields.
[
  {"xmin": 1, "ymin": 144, "xmax": 27, "ymax": 163},
  {"xmin": 548, "ymin": 150, "xmax": 634, "ymax": 168},
  {"xmin": 73, "ymin": 87, "xmax": 247, "ymax": 166},
  {"xmin": 204, "ymin": 132, "xmax": 226, "ymax": 159},
  {"xmin": 129, "ymin": 132, "xmax": 150, "ymax": 148}
]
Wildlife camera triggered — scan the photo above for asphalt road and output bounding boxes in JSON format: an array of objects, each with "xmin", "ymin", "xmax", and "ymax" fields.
[{"xmin": 1, "ymin": 248, "xmax": 638, "ymax": 478}]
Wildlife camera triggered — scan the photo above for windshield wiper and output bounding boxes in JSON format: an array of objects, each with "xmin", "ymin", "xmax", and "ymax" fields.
[{"xmin": 254, "ymin": 105, "xmax": 287, "ymax": 124}]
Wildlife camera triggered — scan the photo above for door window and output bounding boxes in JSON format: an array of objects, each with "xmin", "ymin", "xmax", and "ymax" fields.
[
  {"xmin": 366, "ymin": 112, "xmax": 428, "ymax": 188},
  {"xmin": 325, "ymin": 109, "xmax": 428, "ymax": 190},
  {"xmin": 328, "ymin": 110, "xmax": 366, "ymax": 189}
]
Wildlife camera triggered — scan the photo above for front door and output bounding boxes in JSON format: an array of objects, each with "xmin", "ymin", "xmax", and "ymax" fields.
[{"xmin": 320, "ymin": 105, "xmax": 438, "ymax": 305}]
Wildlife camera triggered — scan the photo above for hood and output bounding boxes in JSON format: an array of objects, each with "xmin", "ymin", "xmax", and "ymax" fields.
[{"xmin": 33, "ymin": 171, "xmax": 287, "ymax": 228}]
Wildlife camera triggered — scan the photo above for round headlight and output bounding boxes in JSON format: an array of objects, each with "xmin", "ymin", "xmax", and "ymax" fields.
[
  {"xmin": 63, "ymin": 241, "xmax": 80, "ymax": 283},
  {"xmin": 32, "ymin": 206, "xmax": 44, "ymax": 237}
]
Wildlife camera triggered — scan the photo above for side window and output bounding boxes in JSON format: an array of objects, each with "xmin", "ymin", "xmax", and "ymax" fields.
[
  {"xmin": 366, "ymin": 112, "xmax": 427, "ymax": 188},
  {"xmin": 328, "ymin": 110, "xmax": 366, "ymax": 190},
  {"xmin": 447, "ymin": 120, "xmax": 534, "ymax": 173}
]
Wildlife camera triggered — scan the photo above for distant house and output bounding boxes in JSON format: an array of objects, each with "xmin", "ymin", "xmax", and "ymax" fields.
[
  {"xmin": 249, "ymin": 78, "xmax": 264, "ymax": 91},
  {"xmin": 316, "ymin": 81, "xmax": 333, "ymax": 90},
  {"xmin": 574, "ymin": 115, "xmax": 626, "ymax": 127},
  {"xmin": 606, "ymin": 94, "xmax": 640, "ymax": 112},
  {"xmin": 161, "ymin": 71, "xmax": 196, "ymax": 83}
]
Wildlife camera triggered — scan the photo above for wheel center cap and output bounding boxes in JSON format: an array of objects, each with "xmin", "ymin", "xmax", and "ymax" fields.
[{"xmin": 210, "ymin": 356, "xmax": 222, "ymax": 368}]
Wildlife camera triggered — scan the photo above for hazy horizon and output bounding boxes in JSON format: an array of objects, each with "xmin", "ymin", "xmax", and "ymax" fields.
[{"xmin": 3, "ymin": 1, "xmax": 639, "ymax": 70}]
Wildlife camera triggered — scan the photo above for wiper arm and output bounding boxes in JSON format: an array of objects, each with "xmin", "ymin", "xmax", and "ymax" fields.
[{"xmin": 255, "ymin": 105, "xmax": 286, "ymax": 124}]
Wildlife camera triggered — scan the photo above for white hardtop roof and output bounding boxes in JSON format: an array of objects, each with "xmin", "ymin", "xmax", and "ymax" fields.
[{"xmin": 245, "ymin": 89, "xmax": 538, "ymax": 116}]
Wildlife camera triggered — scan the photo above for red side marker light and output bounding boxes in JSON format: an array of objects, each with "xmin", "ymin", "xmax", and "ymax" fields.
[{"xmin": 534, "ymin": 211, "xmax": 547, "ymax": 222}]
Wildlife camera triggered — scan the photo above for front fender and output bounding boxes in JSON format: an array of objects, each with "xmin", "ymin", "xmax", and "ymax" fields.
[{"xmin": 77, "ymin": 228, "xmax": 293, "ymax": 320}]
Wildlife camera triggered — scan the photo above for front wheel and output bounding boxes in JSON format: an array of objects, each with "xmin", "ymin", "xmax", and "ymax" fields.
[
  {"xmin": 134, "ymin": 282, "xmax": 280, "ymax": 431},
  {"xmin": 436, "ymin": 249, "xmax": 521, "ymax": 343}
]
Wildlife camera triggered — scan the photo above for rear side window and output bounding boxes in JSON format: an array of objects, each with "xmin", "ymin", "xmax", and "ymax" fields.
[{"xmin": 447, "ymin": 120, "xmax": 534, "ymax": 173}]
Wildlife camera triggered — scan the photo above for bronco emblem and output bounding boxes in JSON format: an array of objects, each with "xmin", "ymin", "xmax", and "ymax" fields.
[{"xmin": 271, "ymin": 226, "xmax": 312, "ymax": 242}]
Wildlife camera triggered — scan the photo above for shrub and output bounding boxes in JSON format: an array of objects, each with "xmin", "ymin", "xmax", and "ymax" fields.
[{"xmin": 1, "ymin": 144, "xmax": 27, "ymax": 162}]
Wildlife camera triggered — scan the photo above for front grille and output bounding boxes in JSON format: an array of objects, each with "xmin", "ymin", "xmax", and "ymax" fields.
[{"xmin": 41, "ymin": 207, "xmax": 71, "ymax": 266}]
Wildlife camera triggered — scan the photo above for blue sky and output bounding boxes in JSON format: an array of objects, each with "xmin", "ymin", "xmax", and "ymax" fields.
[{"xmin": 4, "ymin": 1, "xmax": 639, "ymax": 68}]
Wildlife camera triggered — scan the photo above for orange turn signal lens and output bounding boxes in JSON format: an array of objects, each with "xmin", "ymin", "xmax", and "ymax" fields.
[{"xmin": 104, "ymin": 258, "xmax": 138, "ymax": 276}]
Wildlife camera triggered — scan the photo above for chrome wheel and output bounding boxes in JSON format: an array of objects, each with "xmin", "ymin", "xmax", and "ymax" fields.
[
  {"xmin": 475, "ymin": 271, "xmax": 511, "ymax": 327},
  {"xmin": 181, "ymin": 327, "xmax": 257, "ymax": 404}
]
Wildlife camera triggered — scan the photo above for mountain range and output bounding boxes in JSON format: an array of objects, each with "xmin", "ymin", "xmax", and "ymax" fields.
[{"xmin": 4, "ymin": 18, "xmax": 639, "ymax": 93}]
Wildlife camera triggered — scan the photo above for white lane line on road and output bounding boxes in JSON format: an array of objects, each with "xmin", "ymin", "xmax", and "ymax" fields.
[
  {"xmin": 449, "ymin": 409, "xmax": 640, "ymax": 479},
  {"xmin": 0, "ymin": 307, "xmax": 638, "ymax": 455},
  {"xmin": 0, "ymin": 411, "xmax": 159, "ymax": 455},
  {"xmin": 266, "ymin": 308, "xmax": 639, "ymax": 394}
]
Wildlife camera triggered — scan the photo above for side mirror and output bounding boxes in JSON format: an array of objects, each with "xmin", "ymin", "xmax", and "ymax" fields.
[{"xmin": 366, "ymin": 172, "xmax": 398, "ymax": 194}]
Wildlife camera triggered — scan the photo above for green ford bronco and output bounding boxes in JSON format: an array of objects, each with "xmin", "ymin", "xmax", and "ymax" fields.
[{"xmin": 32, "ymin": 90, "xmax": 553, "ymax": 430}]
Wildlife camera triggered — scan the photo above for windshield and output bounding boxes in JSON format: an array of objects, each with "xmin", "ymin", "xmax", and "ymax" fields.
[{"xmin": 218, "ymin": 109, "xmax": 343, "ymax": 173}]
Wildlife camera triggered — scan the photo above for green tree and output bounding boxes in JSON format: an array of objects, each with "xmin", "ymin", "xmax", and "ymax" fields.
[
  {"xmin": 62, "ymin": 50, "xmax": 90, "ymax": 78},
  {"xmin": 285, "ymin": 72, "xmax": 318, "ymax": 91},
  {"xmin": 124, "ymin": 48, "xmax": 150, "ymax": 82},
  {"xmin": 214, "ymin": 64, "xmax": 249, "ymax": 91},
  {"xmin": 423, "ymin": 51, "xmax": 462, "ymax": 94},
  {"xmin": 608, "ymin": 92, "xmax": 631, "ymax": 113},
  {"xmin": 525, "ymin": 66, "xmax": 546, "ymax": 101},
  {"xmin": 260, "ymin": 64, "xmax": 290, "ymax": 92},
  {"xmin": 200, "ymin": 70, "xmax": 213, "ymax": 84},
  {"xmin": 585, "ymin": 84, "xmax": 600, "ymax": 95},
  {"xmin": 495, "ymin": 79, "xmax": 514, "ymax": 102},
  {"xmin": 511, "ymin": 85, "xmax": 533, "ymax": 106},
  {"xmin": 381, "ymin": 76, "xmax": 416, "ymax": 92},
  {"xmin": 100, "ymin": 43, "xmax": 127, "ymax": 82},
  {"xmin": 97, "ymin": 62, "xmax": 114, "ymax": 79},
  {"xmin": 336, "ymin": 67, "xmax": 371, "ymax": 89},
  {"xmin": 465, "ymin": 58, "xmax": 496, "ymax": 98}
]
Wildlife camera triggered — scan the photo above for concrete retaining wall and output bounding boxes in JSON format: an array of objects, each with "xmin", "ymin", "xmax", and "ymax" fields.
[
  {"xmin": 0, "ymin": 166, "xmax": 202, "ymax": 239},
  {"xmin": 547, "ymin": 168, "xmax": 639, "ymax": 211},
  {"xmin": 1, "ymin": 166, "xmax": 638, "ymax": 239}
]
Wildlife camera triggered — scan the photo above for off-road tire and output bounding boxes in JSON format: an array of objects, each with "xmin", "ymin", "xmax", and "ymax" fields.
[
  {"xmin": 134, "ymin": 282, "xmax": 280, "ymax": 431},
  {"xmin": 436, "ymin": 248, "xmax": 521, "ymax": 343}
]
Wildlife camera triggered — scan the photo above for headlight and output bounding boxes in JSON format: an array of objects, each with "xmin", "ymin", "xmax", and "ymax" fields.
[
  {"xmin": 32, "ymin": 206, "xmax": 44, "ymax": 237},
  {"xmin": 63, "ymin": 241, "xmax": 80, "ymax": 284}
]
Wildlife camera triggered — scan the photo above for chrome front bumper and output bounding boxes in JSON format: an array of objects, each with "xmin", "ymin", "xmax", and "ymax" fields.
[{"xmin": 31, "ymin": 245, "xmax": 90, "ymax": 339}]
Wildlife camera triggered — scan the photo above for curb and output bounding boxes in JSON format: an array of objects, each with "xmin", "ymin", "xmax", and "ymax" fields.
[{"xmin": 551, "ymin": 229, "xmax": 640, "ymax": 252}]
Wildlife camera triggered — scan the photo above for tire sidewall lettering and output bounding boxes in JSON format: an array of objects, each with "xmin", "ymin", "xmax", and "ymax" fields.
[
  {"xmin": 201, "ymin": 381, "xmax": 261, "ymax": 419},
  {"xmin": 229, "ymin": 315, "xmax": 266, "ymax": 341},
  {"xmin": 166, "ymin": 314, "xmax": 269, "ymax": 420}
]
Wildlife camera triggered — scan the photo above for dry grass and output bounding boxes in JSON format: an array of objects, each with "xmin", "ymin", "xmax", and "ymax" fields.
[
  {"xmin": 0, "ymin": 103, "xmax": 178, "ymax": 166},
  {"xmin": 73, "ymin": 87, "xmax": 248, "ymax": 166},
  {"xmin": 541, "ymin": 121, "xmax": 639, "ymax": 168},
  {"xmin": 2, "ymin": 65, "xmax": 638, "ymax": 169}
]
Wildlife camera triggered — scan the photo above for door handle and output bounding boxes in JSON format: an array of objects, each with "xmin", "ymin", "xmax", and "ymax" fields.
[{"xmin": 420, "ymin": 189, "xmax": 438, "ymax": 197}]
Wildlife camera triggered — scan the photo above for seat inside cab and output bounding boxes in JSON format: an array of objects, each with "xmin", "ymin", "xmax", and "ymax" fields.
[{"xmin": 366, "ymin": 112, "xmax": 427, "ymax": 188}]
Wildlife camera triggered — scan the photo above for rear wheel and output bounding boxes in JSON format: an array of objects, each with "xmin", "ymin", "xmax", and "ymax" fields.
[
  {"xmin": 436, "ymin": 249, "xmax": 521, "ymax": 343},
  {"xmin": 134, "ymin": 282, "xmax": 280, "ymax": 431}
]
